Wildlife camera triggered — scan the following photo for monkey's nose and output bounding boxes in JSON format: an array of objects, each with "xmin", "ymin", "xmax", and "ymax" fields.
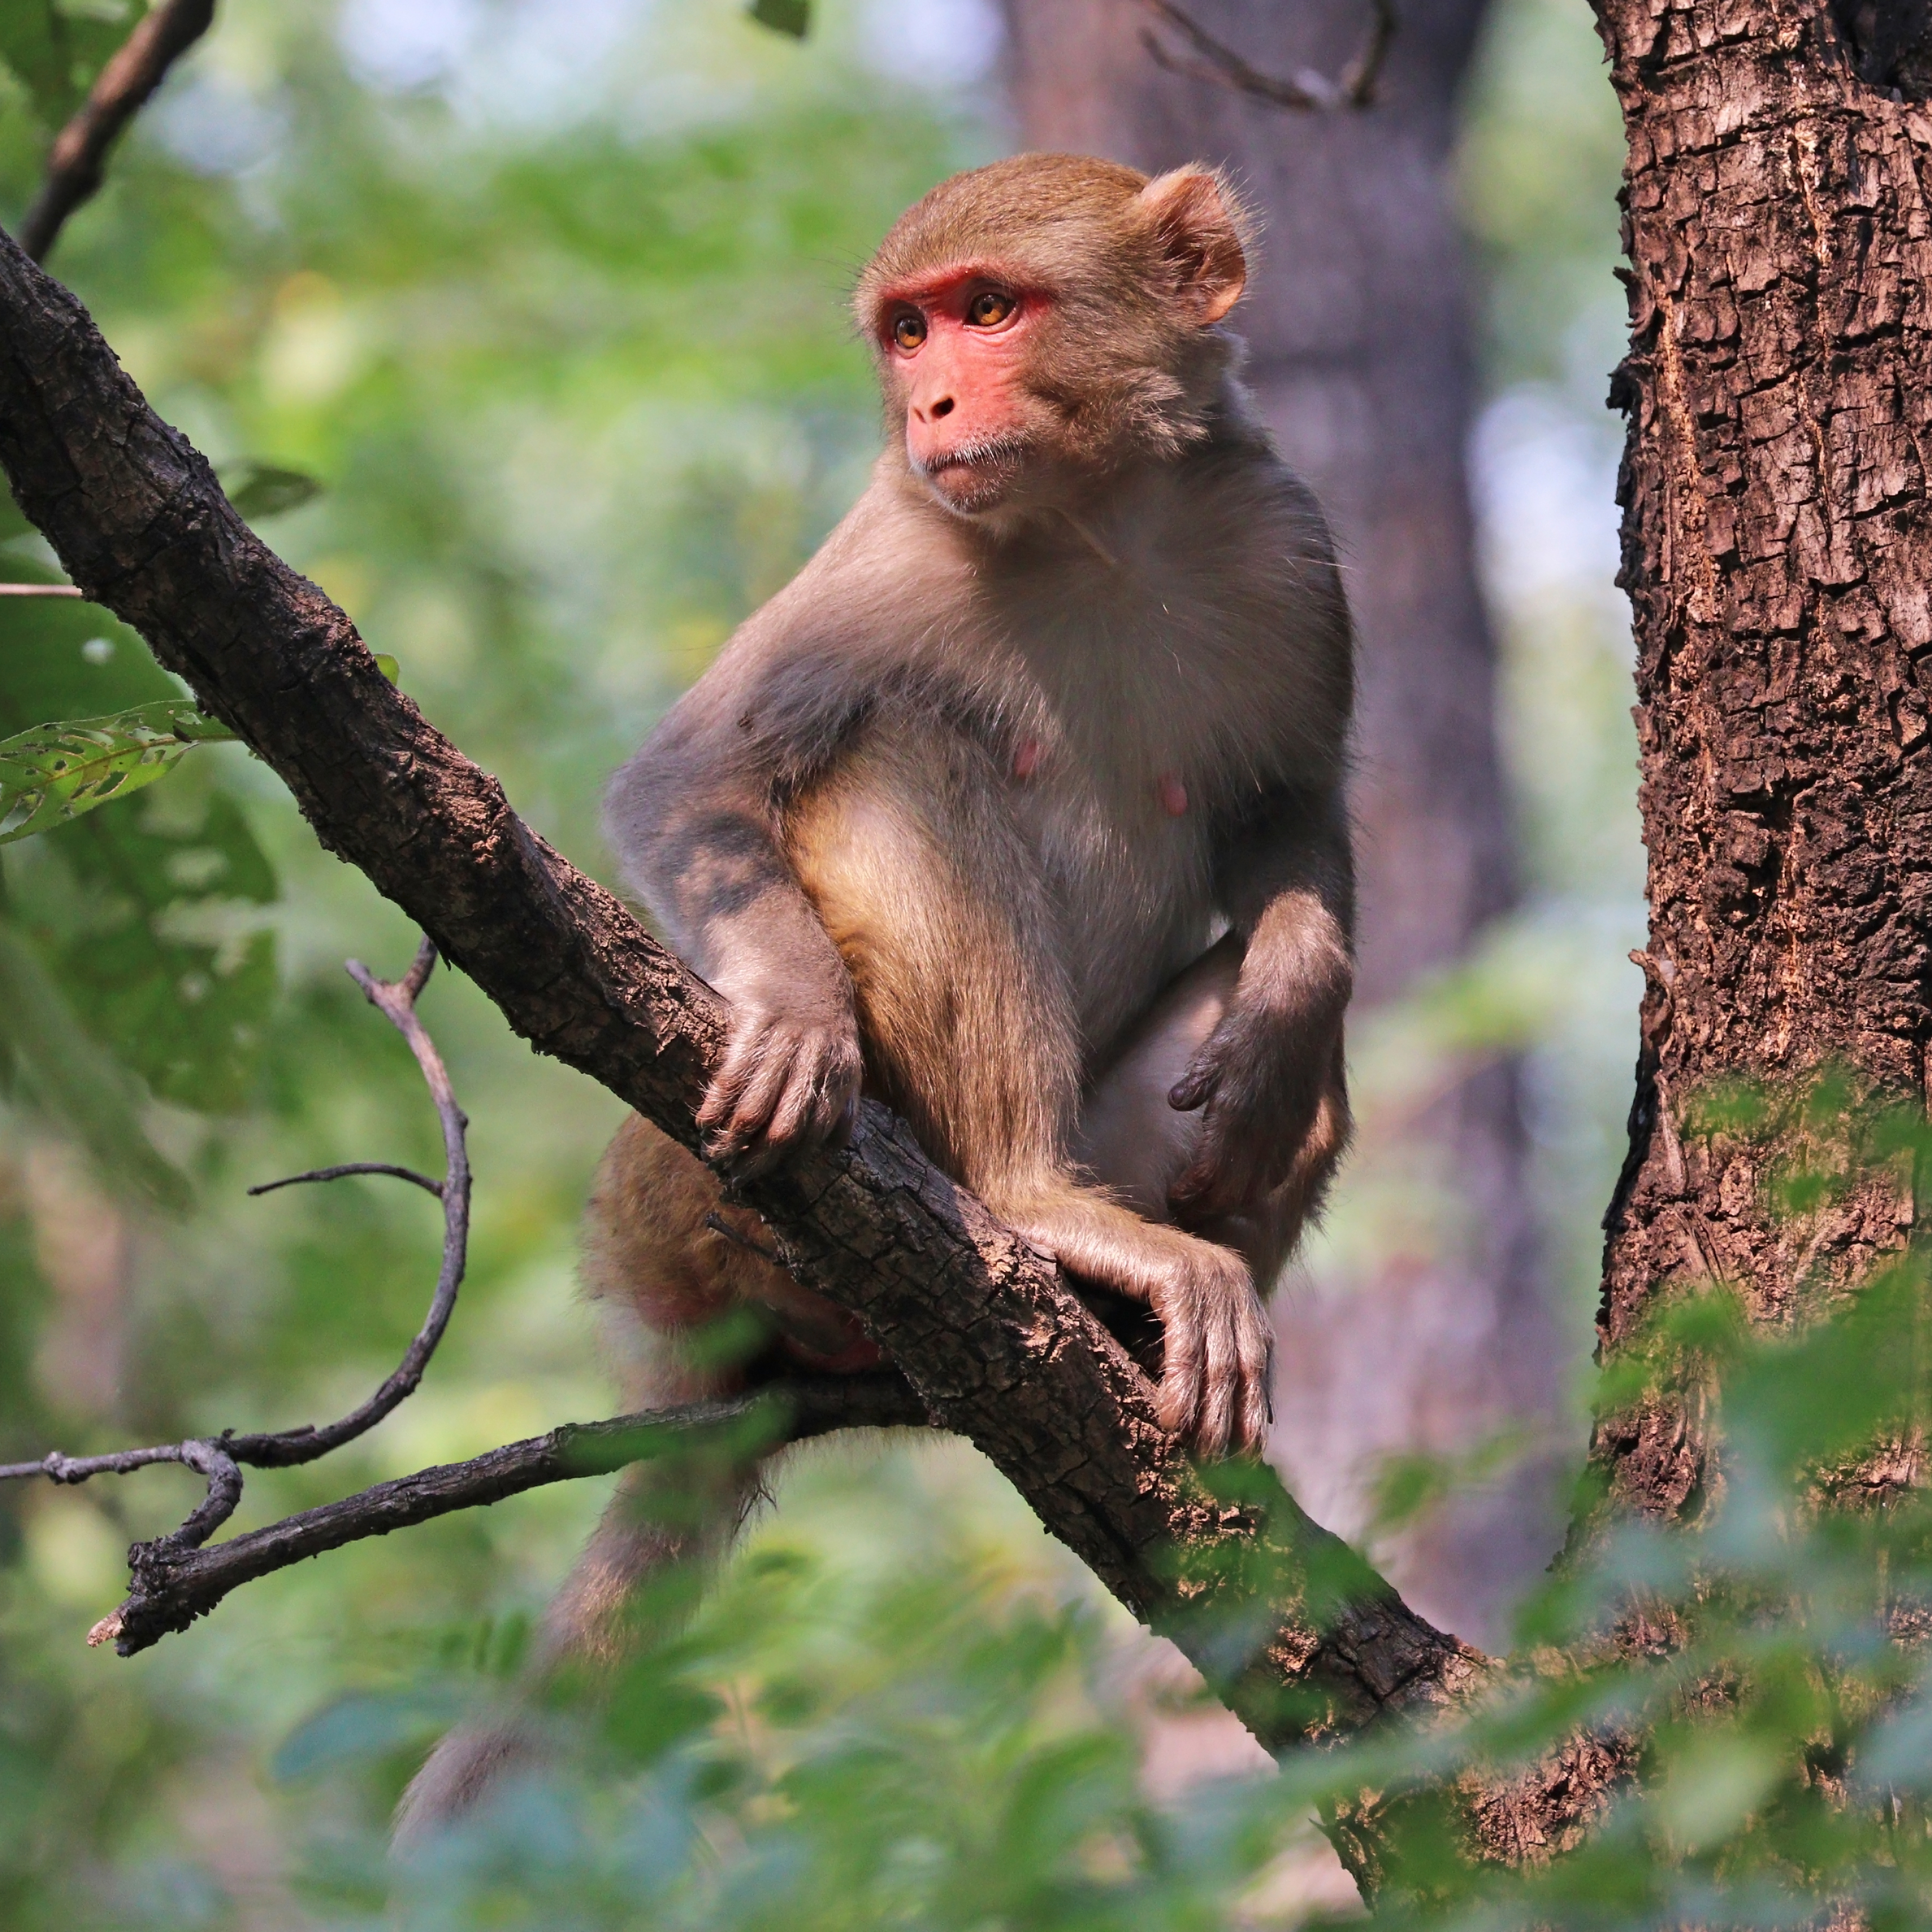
[{"xmin": 930, "ymin": 396, "xmax": 955, "ymax": 419}]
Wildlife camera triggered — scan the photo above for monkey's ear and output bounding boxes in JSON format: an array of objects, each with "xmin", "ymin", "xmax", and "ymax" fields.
[{"xmin": 1135, "ymin": 167, "xmax": 1250, "ymax": 325}]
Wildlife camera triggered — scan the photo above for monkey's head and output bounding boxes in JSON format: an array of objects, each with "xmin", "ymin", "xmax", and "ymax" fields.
[{"xmin": 855, "ymin": 153, "xmax": 1254, "ymax": 521}]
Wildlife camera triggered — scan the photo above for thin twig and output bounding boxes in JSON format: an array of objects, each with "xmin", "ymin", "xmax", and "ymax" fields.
[
  {"xmin": 1337, "ymin": 0, "xmax": 1397, "ymax": 103},
  {"xmin": 230, "ymin": 938, "xmax": 468, "ymax": 1467},
  {"xmin": 704, "ymin": 1209, "xmax": 781, "ymax": 1263},
  {"xmin": 18, "ymin": 0, "xmax": 218, "ymax": 263},
  {"xmin": 1, "ymin": 938, "xmax": 467, "ymax": 1549},
  {"xmin": 1139, "ymin": 0, "xmax": 1395, "ymax": 113},
  {"xmin": 0, "ymin": 1441, "xmax": 184, "ymax": 1483},
  {"xmin": 3, "ymin": 935, "xmax": 928, "ymax": 1662},
  {"xmin": 90, "ymin": 1374, "xmax": 927, "ymax": 1654},
  {"xmin": 0, "ymin": 583, "xmax": 84, "ymax": 597},
  {"xmin": 249, "ymin": 1161, "xmax": 442, "ymax": 1199}
]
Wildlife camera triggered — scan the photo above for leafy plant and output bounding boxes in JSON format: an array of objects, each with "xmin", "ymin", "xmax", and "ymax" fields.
[{"xmin": 0, "ymin": 699, "xmax": 236, "ymax": 846}]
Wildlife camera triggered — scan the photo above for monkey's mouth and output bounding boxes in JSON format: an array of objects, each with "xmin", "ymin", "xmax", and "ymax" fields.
[{"xmin": 916, "ymin": 435, "xmax": 1032, "ymax": 508}]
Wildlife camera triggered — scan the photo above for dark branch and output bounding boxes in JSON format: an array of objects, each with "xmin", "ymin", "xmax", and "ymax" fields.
[
  {"xmin": 17, "ymin": 0, "xmax": 218, "ymax": 263},
  {"xmin": 90, "ymin": 1374, "xmax": 929, "ymax": 1654},
  {"xmin": 229, "ymin": 941, "xmax": 471, "ymax": 1467},
  {"xmin": 1139, "ymin": 0, "xmax": 1395, "ymax": 112},
  {"xmin": 249, "ymin": 1162, "xmax": 443, "ymax": 1200},
  {"xmin": 0, "ymin": 223, "xmax": 1485, "ymax": 1748},
  {"xmin": 0, "ymin": 1440, "xmax": 186, "ymax": 1483},
  {"xmin": 704, "ymin": 1209, "xmax": 781, "ymax": 1262}
]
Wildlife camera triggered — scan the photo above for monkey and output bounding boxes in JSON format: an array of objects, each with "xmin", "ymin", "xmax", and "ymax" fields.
[{"xmin": 395, "ymin": 152, "xmax": 1353, "ymax": 1839}]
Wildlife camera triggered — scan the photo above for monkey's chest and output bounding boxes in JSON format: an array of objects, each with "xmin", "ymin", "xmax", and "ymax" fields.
[{"xmin": 1010, "ymin": 758, "xmax": 1219, "ymax": 1053}]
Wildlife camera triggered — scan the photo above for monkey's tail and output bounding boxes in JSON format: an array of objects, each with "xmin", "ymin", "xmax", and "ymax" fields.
[{"xmin": 392, "ymin": 1450, "xmax": 765, "ymax": 1845}]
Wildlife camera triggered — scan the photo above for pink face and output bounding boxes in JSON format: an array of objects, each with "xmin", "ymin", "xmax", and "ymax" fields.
[{"xmin": 875, "ymin": 265, "xmax": 1049, "ymax": 515}]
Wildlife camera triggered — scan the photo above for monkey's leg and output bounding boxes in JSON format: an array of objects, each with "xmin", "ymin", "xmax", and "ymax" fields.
[
  {"xmin": 788, "ymin": 743, "xmax": 1272, "ymax": 1457},
  {"xmin": 395, "ymin": 1118, "xmax": 870, "ymax": 1844},
  {"xmin": 1075, "ymin": 941, "xmax": 1353, "ymax": 1289}
]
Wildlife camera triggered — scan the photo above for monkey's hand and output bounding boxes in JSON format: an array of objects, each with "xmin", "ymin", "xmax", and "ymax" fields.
[
  {"xmin": 1165, "ymin": 988, "xmax": 1337, "ymax": 1224},
  {"xmin": 1150, "ymin": 1240, "xmax": 1274, "ymax": 1459},
  {"xmin": 697, "ymin": 969, "xmax": 863, "ymax": 1178}
]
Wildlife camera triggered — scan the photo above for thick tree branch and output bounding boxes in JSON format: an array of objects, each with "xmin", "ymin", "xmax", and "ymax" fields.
[
  {"xmin": 18, "ymin": 0, "xmax": 218, "ymax": 264},
  {"xmin": 0, "ymin": 227, "xmax": 1485, "ymax": 1747}
]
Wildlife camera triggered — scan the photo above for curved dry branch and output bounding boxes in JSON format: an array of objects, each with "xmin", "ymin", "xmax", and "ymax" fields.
[
  {"xmin": 1, "ymin": 941, "xmax": 466, "ymax": 1535},
  {"xmin": 18, "ymin": 0, "xmax": 219, "ymax": 263},
  {"xmin": 0, "ymin": 224, "xmax": 1486, "ymax": 1750},
  {"xmin": 230, "ymin": 941, "xmax": 471, "ymax": 1467},
  {"xmin": 1139, "ymin": 0, "xmax": 1395, "ymax": 113}
]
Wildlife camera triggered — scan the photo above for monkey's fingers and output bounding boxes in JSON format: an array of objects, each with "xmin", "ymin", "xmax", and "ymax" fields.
[
  {"xmin": 1167, "ymin": 1055, "xmax": 1220, "ymax": 1114},
  {"xmin": 700, "ymin": 1024, "xmax": 798, "ymax": 1165},
  {"xmin": 703, "ymin": 1079, "xmax": 779, "ymax": 1161},
  {"xmin": 1197, "ymin": 1277, "xmax": 1272, "ymax": 1459},
  {"xmin": 696, "ymin": 1019, "xmax": 767, "ymax": 1133},
  {"xmin": 1151, "ymin": 1278, "xmax": 1206, "ymax": 1445},
  {"xmin": 1233, "ymin": 1296, "xmax": 1274, "ymax": 1456},
  {"xmin": 758, "ymin": 1041, "xmax": 861, "ymax": 1169},
  {"xmin": 1196, "ymin": 1295, "xmax": 1238, "ymax": 1460}
]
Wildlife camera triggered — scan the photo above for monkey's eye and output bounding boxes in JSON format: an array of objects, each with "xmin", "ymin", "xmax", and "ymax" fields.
[
  {"xmin": 892, "ymin": 312, "xmax": 928, "ymax": 351},
  {"xmin": 967, "ymin": 289, "xmax": 1016, "ymax": 328}
]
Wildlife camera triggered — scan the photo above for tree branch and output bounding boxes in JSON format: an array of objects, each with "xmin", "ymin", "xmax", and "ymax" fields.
[
  {"xmin": 0, "ymin": 227, "xmax": 1485, "ymax": 1747},
  {"xmin": 94, "ymin": 1375, "xmax": 929, "ymax": 1654},
  {"xmin": 1138, "ymin": 0, "xmax": 1396, "ymax": 113},
  {"xmin": 2, "ymin": 942, "xmax": 470, "ymax": 1546},
  {"xmin": 17, "ymin": 0, "xmax": 218, "ymax": 264}
]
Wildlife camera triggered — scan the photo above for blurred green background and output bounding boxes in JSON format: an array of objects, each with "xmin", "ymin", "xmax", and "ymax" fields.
[{"xmin": 0, "ymin": 0, "xmax": 1647, "ymax": 1923}]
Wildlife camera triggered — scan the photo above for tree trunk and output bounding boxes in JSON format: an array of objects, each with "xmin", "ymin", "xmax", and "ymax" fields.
[
  {"xmin": 1004, "ymin": 0, "xmax": 1562, "ymax": 1644},
  {"xmin": 1590, "ymin": 0, "xmax": 1932, "ymax": 1523}
]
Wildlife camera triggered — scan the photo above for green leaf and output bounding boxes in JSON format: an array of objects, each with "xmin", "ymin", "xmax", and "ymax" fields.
[
  {"xmin": 0, "ymin": 0, "xmax": 131, "ymax": 129},
  {"xmin": 0, "ymin": 920, "xmax": 191, "ymax": 1210},
  {"xmin": 747, "ymin": 0, "xmax": 810, "ymax": 37},
  {"xmin": 374, "ymin": 652, "xmax": 399, "ymax": 683},
  {"xmin": 35, "ymin": 788, "xmax": 278, "ymax": 1112},
  {"xmin": 0, "ymin": 700, "xmax": 236, "ymax": 847},
  {"xmin": 221, "ymin": 460, "xmax": 324, "ymax": 521}
]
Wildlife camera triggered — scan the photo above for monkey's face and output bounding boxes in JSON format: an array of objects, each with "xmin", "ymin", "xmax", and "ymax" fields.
[
  {"xmin": 872, "ymin": 267, "xmax": 1063, "ymax": 518},
  {"xmin": 858, "ymin": 158, "xmax": 1255, "ymax": 524}
]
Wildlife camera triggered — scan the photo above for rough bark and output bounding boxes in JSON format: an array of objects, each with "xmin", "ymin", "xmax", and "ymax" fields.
[
  {"xmin": 1004, "ymin": 0, "xmax": 1561, "ymax": 1647},
  {"xmin": 0, "ymin": 223, "xmax": 1486, "ymax": 1751},
  {"xmin": 1591, "ymin": 0, "xmax": 1932, "ymax": 1524}
]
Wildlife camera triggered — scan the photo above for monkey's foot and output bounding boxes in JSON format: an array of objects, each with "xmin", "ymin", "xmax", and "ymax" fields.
[{"xmin": 1149, "ymin": 1245, "xmax": 1272, "ymax": 1460}]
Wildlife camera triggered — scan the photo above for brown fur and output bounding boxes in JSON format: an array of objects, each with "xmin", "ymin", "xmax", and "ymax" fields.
[{"xmin": 399, "ymin": 153, "xmax": 1354, "ymax": 1838}]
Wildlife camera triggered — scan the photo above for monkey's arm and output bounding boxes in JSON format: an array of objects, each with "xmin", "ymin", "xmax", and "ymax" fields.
[
  {"xmin": 604, "ymin": 646, "xmax": 866, "ymax": 1174},
  {"xmin": 1167, "ymin": 786, "xmax": 1354, "ymax": 1223}
]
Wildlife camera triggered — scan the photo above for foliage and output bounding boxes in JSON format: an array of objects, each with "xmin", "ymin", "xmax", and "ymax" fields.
[
  {"xmin": 0, "ymin": 700, "xmax": 238, "ymax": 846},
  {"xmin": 232, "ymin": 1094, "xmax": 1932, "ymax": 1930}
]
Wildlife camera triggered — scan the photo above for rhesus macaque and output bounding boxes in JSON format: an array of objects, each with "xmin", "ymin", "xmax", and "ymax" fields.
[{"xmin": 398, "ymin": 152, "xmax": 1352, "ymax": 1836}]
